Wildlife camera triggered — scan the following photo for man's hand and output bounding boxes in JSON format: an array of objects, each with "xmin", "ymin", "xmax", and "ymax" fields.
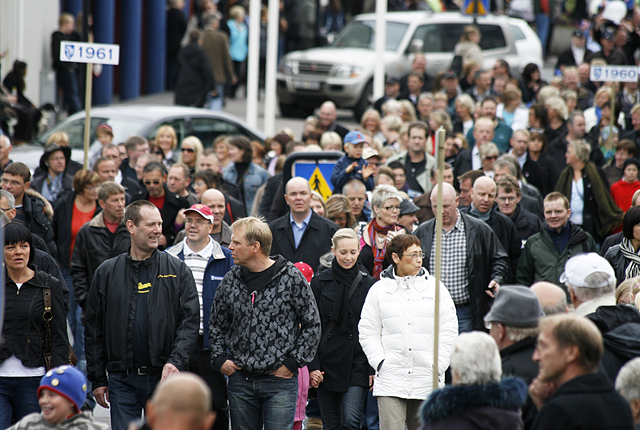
[
  {"xmin": 309, "ymin": 370, "xmax": 324, "ymax": 388},
  {"xmin": 93, "ymin": 386, "xmax": 109, "ymax": 408},
  {"xmin": 159, "ymin": 234, "xmax": 167, "ymax": 247},
  {"xmin": 529, "ymin": 377, "xmax": 557, "ymax": 410},
  {"xmin": 486, "ymin": 280, "xmax": 500, "ymax": 298},
  {"xmin": 369, "ymin": 375, "xmax": 375, "ymax": 391},
  {"xmin": 362, "ymin": 164, "xmax": 375, "ymax": 180},
  {"xmin": 272, "ymin": 365, "xmax": 294, "ymax": 379},
  {"xmin": 221, "ymin": 360, "xmax": 241, "ymax": 376},
  {"xmin": 162, "ymin": 363, "xmax": 180, "ymax": 381},
  {"xmin": 175, "ymin": 209, "xmax": 186, "ymax": 225},
  {"xmin": 345, "ymin": 161, "xmax": 358, "ymax": 174}
]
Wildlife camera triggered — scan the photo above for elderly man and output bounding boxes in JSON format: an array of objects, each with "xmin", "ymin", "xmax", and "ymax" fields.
[
  {"xmin": 531, "ymin": 281, "xmax": 569, "ymax": 315},
  {"xmin": 561, "ymin": 66, "xmax": 594, "ymax": 111},
  {"xmin": 174, "ymin": 188, "xmax": 231, "ymax": 248},
  {"xmin": 385, "ymin": 121, "xmax": 436, "ymax": 198},
  {"xmin": 270, "ymin": 177, "xmax": 338, "ymax": 270},
  {"xmin": 461, "ymin": 176, "xmax": 521, "ymax": 282},
  {"xmin": 31, "ymin": 143, "xmax": 73, "ymax": 204},
  {"xmin": 413, "ymin": 162, "xmax": 454, "ymax": 223},
  {"xmin": 496, "ymin": 175, "xmax": 542, "ymax": 243},
  {"xmin": 465, "ymin": 69, "xmax": 492, "ymax": 102},
  {"xmin": 517, "ymin": 192, "xmax": 598, "ymax": 289},
  {"xmin": 167, "ymin": 164, "xmax": 199, "ymax": 205},
  {"xmin": 561, "ymin": 253, "xmax": 640, "ymax": 382},
  {"xmin": 0, "ymin": 135, "xmax": 13, "ymax": 174},
  {"xmin": 616, "ymin": 357, "xmax": 640, "ymax": 429},
  {"xmin": 414, "ymin": 182, "xmax": 509, "ymax": 332},
  {"xmin": 529, "ymin": 314, "xmax": 634, "ymax": 430},
  {"xmin": 319, "ymin": 101, "xmax": 349, "ymax": 140},
  {"xmin": 343, "ymin": 179, "xmax": 370, "ymax": 223},
  {"xmin": 209, "ymin": 217, "xmax": 320, "ymax": 430},
  {"xmin": 145, "ymin": 373, "xmax": 216, "ymax": 430},
  {"xmin": 464, "ymin": 98, "xmax": 513, "ymax": 152}
]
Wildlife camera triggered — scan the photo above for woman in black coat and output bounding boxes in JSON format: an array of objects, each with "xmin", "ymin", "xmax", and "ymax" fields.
[
  {"xmin": 0, "ymin": 223, "xmax": 69, "ymax": 428},
  {"xmin": 174, "ymin": 30, "xmax": 216, "ymax": 107},
  {"xmin": 605, "ymin": 206, "xmax": 640, "ymax": 285},
  {"xmin": 309, "ymin": 228, "xmax": 377, "ymax": 430}
]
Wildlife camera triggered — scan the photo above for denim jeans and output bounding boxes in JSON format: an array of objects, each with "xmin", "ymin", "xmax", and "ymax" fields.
[
  {"xmin": 206, "ymin": 84, "xmax": 225, "ymax": 111},
  {"xmin": 361, "ymin": 390, "xmax": 379, "ymax": 430},
  {"xmin": 456, "ymin": 304, "xmax": 473, "ymax": 333},
  {"xmin": 108, "ymin": 372, "xmax": 161, "ymax": 430},
  {"xmin": 228, "ymin": 373, "xmax": 298, "ymax": 430},
  {"xmin": 317, "ymin": 385, "xmax": 367, "ymax": 430},
  {"xmin": 61, "ymin": 268, "xmax": 84, "ymax": 363},
  {"xmin": 0, "ymin": 376, "xmax": 41, "ymax": 428},
  {"xmin": 535, "ymin": 13, "xmax": 550, "ymax": 58}
]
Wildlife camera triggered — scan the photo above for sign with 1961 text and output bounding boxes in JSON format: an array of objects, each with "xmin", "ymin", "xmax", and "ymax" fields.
[{"xmin": 60, "ymin": 41, "xmax": 120, "ymax": 65}]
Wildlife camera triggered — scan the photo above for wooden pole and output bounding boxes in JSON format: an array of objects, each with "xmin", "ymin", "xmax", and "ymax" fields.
[
  {"xmin": 609, "ymin": 84, "xmax": 616, "ymax": 150},
  {"xmin": 83, "ymin": 63, "xmax": 93, "ymax": 169},
  {"xmin": 433, "ymin": 126, "xmax": 445, "ymax": 389}
]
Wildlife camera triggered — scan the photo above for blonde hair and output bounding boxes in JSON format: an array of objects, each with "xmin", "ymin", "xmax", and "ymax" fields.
[
  {"xmin": 156, "ymin": 125, "xmax": 178, "ymax": 150},
  {"xmin": 179, "ymin": 136, "xmax": 204, "ymax": 167},
  {"xmin": 381, "ymin": 115, "xmax": 403, "ymax": 133},
  {"xmin": 231, "ymin": 216, "xmax": 272, "ymax": 255},
  {"xmin": 455, "ymin": 93, "xmax": 476, "ymax": 116},
  {"xmin": 320, "ymin": 131, "xmax": 343, "ymax": 151},
  {"xmin": 47, "ymin": 131, "xmax": 69, "ymax": 146},
  {"xmin": 430, "ymin": 109, "xmax": 453, "ymax": 131},
  {"xmin": 616, "ymin": 277, "xmax": 640, "ymax": 304},
  {"xmin": 331, "ymin": 228, "xmax": 358, "ymax": 249},
  {"xmin": 399, "ymin": 100, "xmax": 417, "ymax": 123},
  {"xmin": 229, "ymin": 5, "xmax": 246, "ymax": 20},
  {"xmin": 537, "ymin": 86, "xmax": 561, "ymax": 105},
  {"xmin": 360, "ymin": 109, "xmax": 382, "ymax": 133},
  {"xmin": 546, "ymin": 96, "xmax": 569, "ymax": 120}
]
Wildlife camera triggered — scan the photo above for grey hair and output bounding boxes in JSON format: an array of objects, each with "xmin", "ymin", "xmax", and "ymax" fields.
[
  {"xmin": 418, "ymin": 92, "xmax": 434, "ymax": 103},
  {"xmin": 455, "ymin": 93, "xmax": 476, "ymax": 115},
  {"xmin": 570, "ymin": 272, "xmax": 616, "ymax": 302},
  {"xmin": 568, "ymin": 139, "xmax": 591, "ymax": 164},
  {"xmin": 493, "ymin": 157, "xmax": 517, "ymax": 176},
  {"xmin": 479, "ymin": 142, "xmax": 499, "ymax": 160},
  {"xmin": 505, "ymin": 326, "xmax": 540, "ymax": 342},
  {"xmin": 616, "ymin": 357, "xmax": 640, "ymax": 403},
  {"xmin": 371, "ymin": 184, "xmax": 403, "ymax": 209},
  {"xmin": 0, "ymin": 209, "xmax": 9, "ymax": 226},
  {"xmin": 451, "ymin": 331, "xmax": 502, "ymax": 385},
  {"xmin": 546, "ymin": 96, "xmax": 569, "ymax": 120},
  {"xmin": 541, "ymin": 295, "xmax": 568, "ymax": 316},
  {"xmin": 0, "ymin": 190, "xmax": 15, "ymax": 209},
  {"xmin": 567, "ymin": 111, "xmax": 585, "ymax": 127}
]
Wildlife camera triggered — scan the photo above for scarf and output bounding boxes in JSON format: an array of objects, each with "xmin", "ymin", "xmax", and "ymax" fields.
[
  {"xmin": 621, "ymin": 238, "xmax": 640, "ymax": 280},
  {"xmin": 556, "ymin": 162, "xmax": 623, "ymax": 236},
  {"xmin": 469, "ymin": 203, "xmax": 492, "ymax": 221},
  {"xmin": 368, "ymin": 218, "xmax": 393, "ymax": 279},
  {"xmin": 330, "ymin": 257, "xmax": 360, "ymax": 333}
]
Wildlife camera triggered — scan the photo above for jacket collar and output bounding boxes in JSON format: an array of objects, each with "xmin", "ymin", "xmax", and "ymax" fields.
[
  {"xmin": 575, "ymin": 295, "xmax": 617, "ymax": 317},
  {"xmin": 379, "ymin": 266, "xmax": 429, "ymax": 293},
  {"xmin": 166, "ymin": 237, "xmax": 227, "ymax": 261},
  {"xmin": 88, "ymin": 210, "xmax": 126, "ymax": 228}
]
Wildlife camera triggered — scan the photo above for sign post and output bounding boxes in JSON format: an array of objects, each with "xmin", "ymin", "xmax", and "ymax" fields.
[
  {"xmin": 60, "ymin": 41, "xmax": 120, "ymax": 168},
  {"xmin": 433, "ymin": 127, "xmax": 445, "ymax": 389}
]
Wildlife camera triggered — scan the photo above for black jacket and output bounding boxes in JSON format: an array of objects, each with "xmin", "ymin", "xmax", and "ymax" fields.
[
  {"xmin": 524, "ymin": 152, "xmax": 558, "ymax": 198},
  {"xmin": 258, "ymin": 173, "xmax": 282, "ymax": 219},
  {"xmin": 22, "ymin": 190, "xmax": 58, "ymax": 260},
  {"xmin": 604, "ymin": 245, "xmax": 630, "ymax": 286},
  {"xmin": 309, "ymin": 266, "xmax": 377, "ymax": 392},
  {"xmin": 501, "ymin": 337, "xmax": 539, "ymax": 430},
  {"xmin": 269, "ymin": 210, "xmax": 339, "ymax": 271},
  {"xmin": 132, "ymin": 185, "xmax": 190, "ymax": 248},
  {"xmin": 30, "ymin": 173, "xmax": 74, "ymax": 205},
  {"xmin": 174, "ymin": 42, "xmax": 216, "ymax": 107},
  {"xmin": 0, "ymin": 268, "xmax": 69, "ymax": 369},
  {"xmin": 503, "ymin": 204, "xmax": 543, "ymax": 244},
  {"xmin": 453, "ymin": 148, "xmax": 473, "ymax": 178},
  {"xmin": 419, "ymin": 377, "xmax": 527, "ymax": 430},
  {"xmin": 531, "ymin": 372, "xmax": 633, "ymax": 430},
  {"xmin": 547, "ymin": 136, "xmax": 606, "ymax": 174},
  {"xmin": 555, "ymin": 47, "xmax": 594, "ymax": 70},
  {"xmin": 70, "ymin": 211, "xmax": 131, "ymax": 311},
  {"xmin": 85, "ymin": 249, "xmax": 199, "ymax": 388},
  {"xmin": 34, "ymin": 248, "xmax": 70, "ymax": 315},
  {"xmin": 587, "ymin": 304, "xmax": 640, "ymax": 383},
  {"xmin": 601, "ymin": 231, "xmax": 624, "ymax": 257},
  {"xmin": 399, "ymin": 72, "xmax": 435, "ymax": 94},
  {"xmin": 53, "ymin": 190, "xmax": 100, "ymax": 269},
  {"xmin": 414, "ymin": 212, "xmax": 509, "ymax": 330}
]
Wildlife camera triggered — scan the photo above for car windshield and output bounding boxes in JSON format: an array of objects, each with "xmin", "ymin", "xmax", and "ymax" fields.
[
  {"xmin": 332, "ymin": 20, "xmax": 409, "ymax": 51},
  {"xmin": 36, "ymin": 116, "xmax": 152, "ymax": 149}
]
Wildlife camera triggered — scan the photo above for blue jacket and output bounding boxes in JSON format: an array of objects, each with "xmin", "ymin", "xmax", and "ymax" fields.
[
  {"xmin": 331, "ymin": 155, "xmax": 375, "ymax": 194},
  {"xmin": 166, "ymin": 238, "xmax": 235, "ymax": 349},
  {"xmin": 223, "ymin": 162, "xmax": 269, "ymax": 211}
]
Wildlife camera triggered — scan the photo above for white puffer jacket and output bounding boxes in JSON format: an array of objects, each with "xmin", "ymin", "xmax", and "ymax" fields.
[{"xmin": 359, "ymin": 266, "xmax": 458, "ymax": 400}]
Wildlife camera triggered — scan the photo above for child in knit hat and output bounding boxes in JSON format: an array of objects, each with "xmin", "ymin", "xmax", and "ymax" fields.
[{"xmin": 7, "ymin": 365, "xmax": 107, "ymax": 430}]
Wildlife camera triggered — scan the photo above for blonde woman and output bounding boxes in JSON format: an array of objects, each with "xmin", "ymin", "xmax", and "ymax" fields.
[
  {"xmin": 545, "ymin": 96, "xmax": 569, "ymax": 144},
  {"xmin": 399, "ymin": 100, "xmax": 417, "ymax": 124},
  {"xmin": 454, "ymin": 25, "xmax": 483, "ymax": 67},
  {"xmin": 453, "ymin": 94, "xmax": 475, "ymax": 136},
  {"xmin": 310, "ymin": 191, "xmax": 327, "ymax": 217},
  {"xmin": 155, "ymin": 125, "xmax": 180, "ymax": 167},
  {"xmin": 179, "ymin": 136, "xmax": 204, "ymax": 177}
]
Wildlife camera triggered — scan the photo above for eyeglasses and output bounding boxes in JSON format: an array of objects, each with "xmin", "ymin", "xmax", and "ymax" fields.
[
  {"xmin": 84, "ymin": 186, "xmax": 97, "ymax": 192},
  {"xmin": 382, "ymin": 206, "xmax": 401, "ymax": 212},
  {"xmin": 0, "ymin": 207, "xmax": 10, "ymax": 212},
  {"xmin": 401, "ymin": 252, "xmax": 425, "ymax": 260},
  {"xmin": 154, "ymin": 150, "xmax": 164, "ymax": 156},
  {"xmin": 368, "ymin": 162, "xmax": 380, "ymax": 167},
  {"xmin": 182, "ymin": 148, "xmax": 195, "ymax": 153},
  {"xmin": 1, "ymin": 178, "xmax": 22, "ymax": 187},
  {"xmin": 185, "ymin": 218, "xmax": 211, "ymax": 227},
  {"xmin": 144, "ymin": 180, "xmax": 161, "ymax": 185}
]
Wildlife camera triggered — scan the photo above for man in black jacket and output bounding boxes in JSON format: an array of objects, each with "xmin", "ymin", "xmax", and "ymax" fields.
[
  {"xmin": 71, "ymin": 182, "xmax": 131, "ymax": 315},
  {"xmin": 414, "ymin": 183, "xmax": 509, "ymax": 332},
  {"xmin": 496, "ymin": 175, "xmax": 542, "ymax": 244},
  {"xmin": 51, "ymin": 13, "xmax": 81, "ymax": 114},
  {"xmin": 175, "ymin": 30, "xmax": 216, "ymax": 107},
  {"xmin": 269, "ymin": 177, "xmax": 338, "ymax": 271},
  {"xmin": 85, "ymin": 200, "xmax": 199, "ymax": 430}
]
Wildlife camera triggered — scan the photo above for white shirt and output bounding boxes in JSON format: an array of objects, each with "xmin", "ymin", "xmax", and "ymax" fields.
[
  {"xmin": 569, "ymin": 178, "xmax": 584, "ymax": 226},
  {"xmin": 183, "ymin": 238, "xmax": 214, "ymax": 334},
  {"xmin": 471, "ymin": 146, "xmax": 481, "ymax": 171}
]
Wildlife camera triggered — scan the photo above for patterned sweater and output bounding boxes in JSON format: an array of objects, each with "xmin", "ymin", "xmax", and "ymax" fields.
[
  {"xmin": 7, "ymin": 412, "xmax": 108, "ymax": 430},
  {"xmin": 209, "ymin": 255, "xmax": 321, "ymax": 375}
]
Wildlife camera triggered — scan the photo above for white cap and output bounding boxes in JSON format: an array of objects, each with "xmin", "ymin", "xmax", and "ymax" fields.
[
  {"xmin": 362, "ymin": 147, "xmax": 380, "ymax": 160},
  {"xmin": 559, "ymin": 253, "xmax": 616, "ymax": 288}
]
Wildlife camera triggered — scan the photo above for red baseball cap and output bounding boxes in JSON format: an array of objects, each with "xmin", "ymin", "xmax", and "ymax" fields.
[{"xmin": 184, "ymin": 204, "xmax": 214, "ymax": 223}]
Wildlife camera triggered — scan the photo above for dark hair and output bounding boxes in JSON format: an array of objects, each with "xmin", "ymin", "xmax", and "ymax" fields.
[
  {"xmin": 480, "ymin": 96, "xmax": 497, "ymax": 107},
  {"xmin": 529, "ymin": 104, "xmax": 549, "ymax": 128},
  {"xmin": 407, "ymin": 121, "xmax": 429, "ymax": 137},
  {"xmin": 522, "ymin": 63, "xmax": 540, "ymax": 84},
  {"xmin": 269, "ymin": 133, "xmax": 293, "ymax": 152},
  {"xmin": 3, "ymin": 222, "xmax": 35, "ymax": 266},
  {"xmin": 430, "ymin": 162, "xmax": 452, "ymax": 179},
  {"xmin": 189, "ymin": 29, "xmax": 202, "ymax": 44},
  {"xmin": 457, "ymin": 169, "xmax": 484, "ymax": 185},
  {"xmin": 228, "ymin": 136, "xmax": 254, "ymax": 164},
  {"xmin": 623, "ymin": 206, "xmax": 640, "ymax": 240},
  {"xmin": 388, "ymin": 161, "xmax": 404, "ymax": 170},
  {"xmin": 285, "ymin": 140, "xmax": 306, "ymax": 154},
  {"xmin": 4, "ymin": 162, "xmax": 31, "ymax": 183},
  {"xmin": 124, "ymin": 136, "xmax": 148, "ymax": 154},
  {"xmin": 530, "ymin": 131, "xmax": 548, "ymax": 152},
  {"xmin": 617, "ymin": 139, "xmax": 637, "ymax": 158},
  {"xmin": 125, "ymin": 200, "xmax": 157, "ymax": 226},
  {"xmin": 387, "ymin": 234, "xmax": 421, "ymax": 270},
  {"xmin": 73, "ymin": 169, "xmax": 99, "ymax": 193},
  {"xmin": 496, "ymin": 59, "xmax": 509, "ymax": 73},
  {"xmin": 408, "ymin": 72, "xmax": 424, "ymax": 82},
  {"xmin": 194, "ymin": 169, "xmax": 220, "ymax": 188},
  {"xmin": 92, "ymin": 156, "xmax": 116, "ymax": 173},
  {"xmin": 143, "ymin": 161, "xmax": 167, "ymax": 176},
  {"xmin": 10, "ymin": 60, "xmax": 27, "ymax": 93}
]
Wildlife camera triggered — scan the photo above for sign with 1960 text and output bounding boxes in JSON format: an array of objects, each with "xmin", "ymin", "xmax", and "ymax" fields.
[
  {"xmin": 590, "ymin": 65, "xmax": 638, "ymax": 82},
  {"xmin": 60, "ymin": 41, "xmax": 120, "ymax": 65}
]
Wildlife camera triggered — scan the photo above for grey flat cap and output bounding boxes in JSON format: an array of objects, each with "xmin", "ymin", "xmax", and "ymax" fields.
[{"xmin": 484, "ymin": 285, "xmax": 544, "ymax": 328}]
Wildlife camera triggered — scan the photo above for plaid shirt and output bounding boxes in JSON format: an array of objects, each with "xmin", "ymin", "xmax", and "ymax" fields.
[{"xmin": 429, "ymin": 210, "xmax": 469, "ymax": 305}]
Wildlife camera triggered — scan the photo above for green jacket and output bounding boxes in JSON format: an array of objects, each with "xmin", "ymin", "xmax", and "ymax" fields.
[{"xmin": 516, "ymin": 222, "xmax": 597, "ymax": 288}]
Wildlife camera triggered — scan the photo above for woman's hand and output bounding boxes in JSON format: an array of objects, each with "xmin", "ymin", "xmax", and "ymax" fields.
[{"xmin": 309, "ymin": 370, "xmax": 324, "ymax": 388}]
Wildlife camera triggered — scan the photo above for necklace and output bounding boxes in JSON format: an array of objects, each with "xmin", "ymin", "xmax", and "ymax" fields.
[{"xmin": 376, "ymin": 234, "xmax": 386, "ymax": 244}]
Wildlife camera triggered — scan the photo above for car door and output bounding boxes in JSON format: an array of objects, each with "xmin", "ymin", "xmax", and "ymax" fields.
[
  {"xmin": 146, "ymin": 118, "xmax": 188, "ymax": 144},
  {"xmin": 409, "ymin": 23, "xmax": 450, "ymax": 75},
  {"xmin": 188, "ymin": 116, "xmax": 257, "ymax": 148}
]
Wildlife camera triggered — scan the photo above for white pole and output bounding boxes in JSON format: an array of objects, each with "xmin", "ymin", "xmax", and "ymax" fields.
[
  {"xmin": 264, "ymin": 0, "xmax": 280, "ymax": 137},
  {"xmin": 246, "ymin": 0, "xmax": 261, "ymax": 128},
  {"xmin": 373, "ymin": 0, "xmax": 387, "ymax": 100}
]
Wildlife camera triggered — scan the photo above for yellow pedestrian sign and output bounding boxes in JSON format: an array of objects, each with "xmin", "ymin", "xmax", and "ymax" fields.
[
  {"xmin": 463, "ymin": 0, "xmax": 488, "ymax": 15},
  {"xmin": 293, "ymin": 162, "xmax": 336, "ymax": 201},
  {"xmin": 309, "ymin": 167, "xmax": 333, "ymax": 200}
]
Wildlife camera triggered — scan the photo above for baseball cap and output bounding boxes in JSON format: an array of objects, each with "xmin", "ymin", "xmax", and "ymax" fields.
[
  {"xmin": 573, "ymin": 29, "xmax": 585, "ymax": 38},
  {"xmin": 344, "ymin": 131, "xmax": 366, "ymax": 145},
  {"xmin": 385, "ymin": 76, "xmax": 399, "ymax": 85},
  {"xmin": 362, "ymin": 147, "xmax": 380, "ymax": 160},
  {"xmin": 184, "ymin": 203, "xmax": 214, "ymax": 223},
  {"xmin": 443, "ymin": 70, "xmax": 458, "ymax": 79},
  {"xmin": 559, "ymin": 253, "xmax": 616, "ymax": 288},
  {"xmin": 483, "ymin": 285, "xmax": 544, "ymax": 328}
]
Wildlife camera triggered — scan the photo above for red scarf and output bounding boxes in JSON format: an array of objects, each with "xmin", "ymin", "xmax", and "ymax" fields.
[{"xmin": 368, "ymin": 219, "xmax": 394, "ymax": 279}]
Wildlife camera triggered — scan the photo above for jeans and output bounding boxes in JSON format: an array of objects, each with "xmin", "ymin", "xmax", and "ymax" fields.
[
  {"xmin": 228, "ymin": 372, "xmax": 298, "ymax": 430},
  {"xmin": 61, "ymin": 268, "xmax": 84, "ymax": 363},
  {"xmin": 456, "ymin": 304, "xmax": 473, "ymax": 333},
  {"xmin": 189, "ymin": 337, "xmax": 229, "ymax": 430},
  {"xmin": 0, "ymin": 376, "xmax": 41, "ymax": 429},
  {"xmin": 361, "ymin": 391, "xmax": 379, "ymax": 430},
  {"xmin": 108, "ymin": 372, "xmax": 161, "ymax": 430},
  {"xmin": 317, "ymin": 386, "xmax": 367, "ymax": 430},
  {"xmin": 535, "ymin": 13, "xmax": 550, "ymax": 58},
  {"xmin": 206, "ymin": 84, "xmax": 225, "ymax": 111}
]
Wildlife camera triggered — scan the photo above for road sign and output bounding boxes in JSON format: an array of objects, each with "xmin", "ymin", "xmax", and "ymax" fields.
[
  {"xmin": 293, "ymin": 161, "xmax": 336, "ymax": 200},
  {"xmin": 590, "ymin": 65, "xmax": 638, "ymax": 82},
  {"xmin": 60, "ymin": 41, "xmax": 120, "ymax": 66},
  {"xmin": 462, "ymin": 0, "xmax": 489, "ymax": 15}
]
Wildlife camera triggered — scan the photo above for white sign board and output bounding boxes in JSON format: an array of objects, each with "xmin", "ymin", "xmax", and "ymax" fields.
[
  {"xmin": 60, "ymin": 41, "xmax": 120, "ymax": 65},
  {"xmin": 590, "ymin": 65, "xmax": 638, "ymax": 82}
]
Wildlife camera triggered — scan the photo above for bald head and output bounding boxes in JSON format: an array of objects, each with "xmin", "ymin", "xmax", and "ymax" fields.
[
  {"xmin": 146, "ymin": 373, "xmax": 215, "ymax": 430},
  {"xmin": 471, "ymin": 176, "xmax": 496, "ymax": 213},
  {"xmin": 285, "ymin": 177, "xmax": 312, "ymax": 217},
  {"xmin": 201, "ymin": 188, "xmax": 224, "ymax": 205},
  {"xmin": 285, "ymin": 177, "xmax": 311, "ymax": 195},
  {"xmin": 319, "ymin": 101, "xmax": 338, "ymax": 128},
  {"xmin": 430, "ymin": 183, "xmax": 459, "ymax": 229},
  {"xmin": 531, "ymin": 282, "xmax": 568, "ymax": 315}
]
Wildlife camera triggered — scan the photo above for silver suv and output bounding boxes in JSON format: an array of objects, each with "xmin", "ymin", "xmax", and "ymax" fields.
[{"xmin": 277, "ymin": 11, "xmax": 543, "ymax": 119}]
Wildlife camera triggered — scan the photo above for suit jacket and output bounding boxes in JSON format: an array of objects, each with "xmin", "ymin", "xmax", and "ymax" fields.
[{"xmin": 202, "ymin": 29, "xmax": 236, "ymax": 84}]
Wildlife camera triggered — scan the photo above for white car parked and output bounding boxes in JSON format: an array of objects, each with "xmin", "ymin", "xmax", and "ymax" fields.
[{"xmin": 277, "ymin": 11, "xmax": 543, "ymax": 119}]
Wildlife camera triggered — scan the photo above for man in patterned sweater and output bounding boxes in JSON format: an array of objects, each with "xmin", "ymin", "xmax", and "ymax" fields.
[{"xmin": 209, "ymin": 216, "xmax": 321, "ymax": 430}]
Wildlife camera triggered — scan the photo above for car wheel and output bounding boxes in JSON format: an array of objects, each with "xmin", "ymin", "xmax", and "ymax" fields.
[
  {"xmin": 353, "ymin": 81, "xmax": 373, "ymax": 121},
  {"xmin": 279, "ymin": 102, "xmax": 312, "ymax": 119}
]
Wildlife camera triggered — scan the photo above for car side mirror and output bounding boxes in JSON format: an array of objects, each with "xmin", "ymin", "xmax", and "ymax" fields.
[{"xmin": 408, "ymin": 39, "xmax": 424, "ymax": 53}]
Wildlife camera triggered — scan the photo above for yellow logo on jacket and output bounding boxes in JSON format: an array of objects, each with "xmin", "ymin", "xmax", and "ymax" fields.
[{"xmin": 138, "ymin": 282, "xmax": 152, "ymax": 294}]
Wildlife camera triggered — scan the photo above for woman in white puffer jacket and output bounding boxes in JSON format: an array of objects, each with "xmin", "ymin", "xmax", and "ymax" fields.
[{"xmin": 358, "ymin": 234, "xmax": 458, "ymax": 430}]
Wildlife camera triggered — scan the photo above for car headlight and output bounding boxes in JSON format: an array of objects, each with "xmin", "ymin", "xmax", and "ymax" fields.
[
  {"xmin": 279, "ymin": 59, "xmax": 299, "ymax": 75},
  {"xmin": 332, "ymin": 64, "xmax": 363, "ymax": 78}
]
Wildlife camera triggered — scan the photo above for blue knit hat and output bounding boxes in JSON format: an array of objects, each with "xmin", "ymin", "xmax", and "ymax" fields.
[{"xmin": 38, "ymin": 366, "xmax": 87, "ymax": 412}]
